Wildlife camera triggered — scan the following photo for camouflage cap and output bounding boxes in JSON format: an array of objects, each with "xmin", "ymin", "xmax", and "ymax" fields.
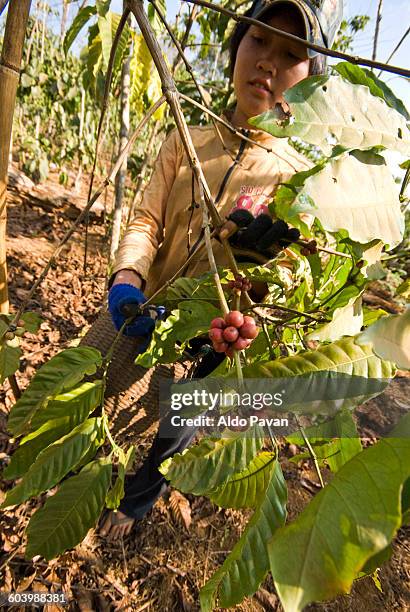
[{"xmin": 250, "ymin": 0, "xmax": 344, "ymax": 58}]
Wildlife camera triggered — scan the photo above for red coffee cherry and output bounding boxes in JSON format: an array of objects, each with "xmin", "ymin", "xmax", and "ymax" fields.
[
  {"xmin": 213, "ymin": 341, "xmax": 229, "ymax": 353},
  {"xmin": 232, "ymin": 337, "xmax": 251, "ymax": 351},
  {"xmin": 223, "ymin": 326, "xmax": 239, "ymax": 343},
  {"xmin": 239, "ymin": 323, "xmax": 259, "ymax": 339},
  {"xmin": 210, "ymin": 317, "xmax": 226, "ymax": 329},
  {"xmin": 225, "ymin": 311, "xmax": 244, "ymax": 328},
  {"xmin": 209, "ymin": 328, "xmax": 224, "ymax": 343}
]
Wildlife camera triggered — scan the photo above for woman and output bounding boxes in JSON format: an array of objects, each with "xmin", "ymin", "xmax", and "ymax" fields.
[{"xmin": 101, "ymin": 0, "xmax": 343, "ymax": 538}]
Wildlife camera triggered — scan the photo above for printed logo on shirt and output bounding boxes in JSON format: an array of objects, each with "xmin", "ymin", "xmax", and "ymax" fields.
[{"xmin": 230, "ymin": 186, "xmax": 272, "ymax": 218}]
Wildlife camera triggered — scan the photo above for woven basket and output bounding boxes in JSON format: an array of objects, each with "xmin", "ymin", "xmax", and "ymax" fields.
[{"xmin": 80, "ymin": 309, "xmax": 195, "ymax": 445}]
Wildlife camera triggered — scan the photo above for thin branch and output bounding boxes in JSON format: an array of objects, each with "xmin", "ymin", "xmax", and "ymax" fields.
[
  {"xmin": 246, "ymin": 303, "xmax": 324, "ymax": 323},
  {"xmin": 9, "ymin": 96, "xmax": 166, "ymax": 328},
  {"xmin": 181, "ymin": 0, "xmax": 410, "ymax": 78},
  {"xmin": 372, "ymin": 0, "xmax": 383, "ymax": 65},
  {"xmin": 378, "ymin": 25, "xmax": 410, "ymax": 78}
]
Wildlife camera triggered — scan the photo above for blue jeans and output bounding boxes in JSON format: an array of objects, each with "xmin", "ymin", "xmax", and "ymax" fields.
[{"xmin": 118, "ymin": 344, "xmax": 224, "ymax": 520}]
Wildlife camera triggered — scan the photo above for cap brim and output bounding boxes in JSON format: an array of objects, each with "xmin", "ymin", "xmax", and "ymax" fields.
[{"xmin": 253, "ymin": 0, "xmax": 325, "ymax": 58}]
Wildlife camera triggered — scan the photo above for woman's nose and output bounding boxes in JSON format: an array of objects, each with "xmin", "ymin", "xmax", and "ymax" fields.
[{"xmin": 256, "ymin": 57, "xmax": 277, "ymax": 76}]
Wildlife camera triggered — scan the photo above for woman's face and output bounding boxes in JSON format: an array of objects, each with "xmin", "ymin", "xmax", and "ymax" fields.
[{"xmin": 232, "ymin": 9, "xmax": 310, "ymax": 129}]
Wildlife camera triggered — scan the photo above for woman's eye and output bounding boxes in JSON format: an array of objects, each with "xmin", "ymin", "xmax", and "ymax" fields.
[{"xmin": 252, "ymin": 35, "xmax": 264, "ymax": 44}]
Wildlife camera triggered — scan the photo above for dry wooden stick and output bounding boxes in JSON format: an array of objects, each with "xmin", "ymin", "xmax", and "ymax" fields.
[{"xmin": 181, "ymin": 0, "xmax": 410, "ymax": 78}]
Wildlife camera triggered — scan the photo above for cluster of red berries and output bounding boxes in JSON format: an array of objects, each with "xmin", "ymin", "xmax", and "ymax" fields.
[
  {"xmin": 300, "ymin": 240, "xmax": 318, "ymax": 256},
  {"xmin": 227, "ymin": 274, "xmax": 252, "ymax": 293},
  {"xmin": 209, "ymin": 311, "xmax": 259, "ymax": 358}
]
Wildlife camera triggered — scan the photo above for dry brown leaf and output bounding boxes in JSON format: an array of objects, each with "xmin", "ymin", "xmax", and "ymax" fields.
[{"xmin": 169, "ymin": 490, "xmax": 192, "ymax": 531}]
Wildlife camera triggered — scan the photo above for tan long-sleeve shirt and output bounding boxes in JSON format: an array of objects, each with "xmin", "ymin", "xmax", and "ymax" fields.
[{"xmin": 113, "ymin": 117, "xmax": 311, "ymax": 298}]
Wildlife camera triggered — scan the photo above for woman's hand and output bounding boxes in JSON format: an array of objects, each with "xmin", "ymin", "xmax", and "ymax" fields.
[{"xmin": 219, "ymin": 210, "xmax": 300, "ymax": 255}]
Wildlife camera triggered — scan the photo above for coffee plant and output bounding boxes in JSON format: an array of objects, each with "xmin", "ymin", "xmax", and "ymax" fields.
[{"xmin": 2, "ymin": 17, "xmax": 410, "ymax": 610}]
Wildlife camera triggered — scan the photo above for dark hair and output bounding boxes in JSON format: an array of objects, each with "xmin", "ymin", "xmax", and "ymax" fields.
[{"xmin": 228, "ymin": 3, "xmax": 328, "ymax": 79}]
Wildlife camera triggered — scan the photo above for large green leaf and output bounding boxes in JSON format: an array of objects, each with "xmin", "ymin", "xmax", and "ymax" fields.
[
  {"xmin": 7, "ymin": 347, "xmax": 102, "ymax": 437},
  {"xmin": 159, "ymin": 432, "xmax": 264, "ymax": 496},
  {"xmin": 0, "ymin": 336, "xmax": 21, "ymax": 384},
  {"xmin": 250, "ymin": 75, "xmax": 410, "ymax": 155},
  {"xmin": 4, "ymin": 418, "xmax": 74, "ymax": 481},
  {"xmin": 5, "ymin": 382, "xmax": 104, "ymax": 480},
  {"xmin": 25, "ymin": 456, "xmax": 112, "ymax": 561},
  {"xmin": 2, "ymin": 418, "xmax": 102, "ymax": 507},
  {"xmin": 333, "ymin": 62, "xmax": 410, "ymax": 121},
  {"xmin": 268, "ymin": 412, "xmax": 410, "ymax": 612},
  {"xmin": 29, "ymin": 380, "xmax": 104, "ymax": 432},
  {"xmin": 200, "ymin": 460, "xmax": 287, "ymax": 611},
  {"xmin": 208, "ymin": 451, "xmax": 277, "ymax": 509},
  {"xmin": 275, "ymin": 150, "xmax": 403, "ymax": 248},
  {"xmin": 240, "ymin": 337, "xmax": 395, "ymax": 415},
  {"xmin": 136, "ymin": 300, "xmax": 220, "ymax": 367},
  {"xmin": 307, "ymin": 297, "xmax": 363, "ymax": 343},
  {"xmin": 64, "ymin": 5, "xmax": 96, "ymax": 55},
  {"xmin": 356, "ymin": 309, "xmax": 410, "ymax": 370}
]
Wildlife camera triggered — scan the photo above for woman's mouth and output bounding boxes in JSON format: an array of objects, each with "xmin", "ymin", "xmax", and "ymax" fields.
[{"xmin": 249, "ymin": 81, "xmax": 272, "ymax": 97}]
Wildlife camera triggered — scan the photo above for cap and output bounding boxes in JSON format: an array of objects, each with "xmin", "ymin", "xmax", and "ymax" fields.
[{"xmin": 249, "ymin": 0, "xmax": 344, "ymax": 58}]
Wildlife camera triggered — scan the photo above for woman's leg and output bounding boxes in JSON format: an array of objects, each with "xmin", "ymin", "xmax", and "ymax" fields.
[{"xmin": 100, "ymin": 346, "xmax": 224, "ymax": 537}]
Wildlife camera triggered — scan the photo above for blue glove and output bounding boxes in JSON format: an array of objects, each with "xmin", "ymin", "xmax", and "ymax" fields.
[{"xmin": 108, "ymin": 284, "xmax": 157, "ymax": 339}]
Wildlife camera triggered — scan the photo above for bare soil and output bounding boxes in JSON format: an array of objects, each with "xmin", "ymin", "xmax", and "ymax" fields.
[{"xmin": 0, "ymin": 178, "xmax": 409, "ymax": 612}]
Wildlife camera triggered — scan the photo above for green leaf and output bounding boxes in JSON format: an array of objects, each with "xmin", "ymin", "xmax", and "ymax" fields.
[
  {"xmin": 240, "ymin": 337, "xmax": 395, "ymax": 414},
  {"xmin": 25, "ymin": 456, "xmax": 112, "ymax": 561},
  {"xmin": 106, "ymin": 446, "xmax": 136, "ymax": 510},
  {"xmin": 159, "ymin": 432, "xmax": 264, "ymax": 496},
  {"xmin": 7, "ymin": 347, "xmax": 102, "ymax": 437},
  {"xmin": 276, "ymin": 150, "xmax": 403, "ymax": 248},
  {"xmin": 2, "ymin": 418, "xmax": 102, "ymax": 507},
  {"xmin": 5, "ymin": 381, "xmax": 104, "ymax": 480},
  {"xmin": 162, "ymin": 277, "xmax": 221, "ymax": 304},
  {"xmin": 97, "ymin": 13, "xmax": 113, "ymax": 68},
  {"xmin": 208, "ymin": 451, "xmax": 278, "ymax": 509},
  {"xmin": 333, "ymin": 62, "xmax": 410, "ymax": 121},
  {"xmin": 0, "ymin": 342, "xmax": 21, "ymax": 384},
  {"xmin": 200, "ymin": 460, "xmax": 287, "ymax": 611},
  {"xmin": 64, "ymin": 6, "xmax": 96, "ymax": 55},
  {"xmin": 356, "ymin": 309, "xmax": 410, "ymax": 370},
  {"xmin": 307, "ymin": 297, "xmax": 363, "ymax": 343},
  {"xmin": 30, "ymin": 380, "xmax": 104, "ymax": 432},
  {"xmin": 19, "ymin": 312, "xmax": 42, "ymax": 334},
  {"xmin": 268, "ymin": 413, "xmax": 410, "ymax": 612},
  {"xmin": 250, "ymin": 75, "xmax": 410, "ymax": 155},
  {"xmin": 4, "ymin": 418, "xmax": 76, "ymax": 480},
  {"xmin": 136, "ymin": 300, "xmax": 220, "ymax": 367}
]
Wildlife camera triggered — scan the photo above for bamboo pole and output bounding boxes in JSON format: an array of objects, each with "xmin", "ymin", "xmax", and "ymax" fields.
[
  {"xmin": 372, "ymin": 0, "xmax": 383, "ymax": 65},
  {"xmin": 0, "ymin": 0, "xmax": 33, "ymax": 314}
]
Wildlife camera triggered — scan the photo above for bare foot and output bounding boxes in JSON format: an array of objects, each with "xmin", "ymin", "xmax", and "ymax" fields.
[{"xmin": 99, "ymin": 510, "xmax": 135, "ymax": 539}]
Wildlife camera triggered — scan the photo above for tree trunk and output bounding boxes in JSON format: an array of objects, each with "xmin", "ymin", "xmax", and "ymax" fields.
[
  {"xmin": 0, "ymin": 0, "xmax": 32, "ymax": 313},
  {"xmin": 109, "ymin": 18, "xmax": 131, "ymax": 265}
]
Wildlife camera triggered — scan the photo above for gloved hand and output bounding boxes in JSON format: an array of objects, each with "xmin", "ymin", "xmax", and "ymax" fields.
[
  {"xmin": 108, "ymin": 284, "xmax": 164, "ymax": 341},
  {"xmin": 226, "ymin": 209, "xmax": 300, "ymax": 254}
]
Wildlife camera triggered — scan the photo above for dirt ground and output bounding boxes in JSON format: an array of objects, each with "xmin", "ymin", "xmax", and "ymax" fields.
[{"xmin": 0, "ymin": 177, "xmax": 409, "ymax": 612}]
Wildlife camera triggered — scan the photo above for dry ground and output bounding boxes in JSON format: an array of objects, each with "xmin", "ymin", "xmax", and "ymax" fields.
[{"xmin": 0, "ymin": 176, "xmax": 409, "ymax": 612}]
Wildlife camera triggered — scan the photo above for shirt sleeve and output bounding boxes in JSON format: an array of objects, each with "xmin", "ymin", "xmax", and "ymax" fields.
[{"xmin": 112, "ymin": 128, "xmax": 183, "ymax": 280}]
